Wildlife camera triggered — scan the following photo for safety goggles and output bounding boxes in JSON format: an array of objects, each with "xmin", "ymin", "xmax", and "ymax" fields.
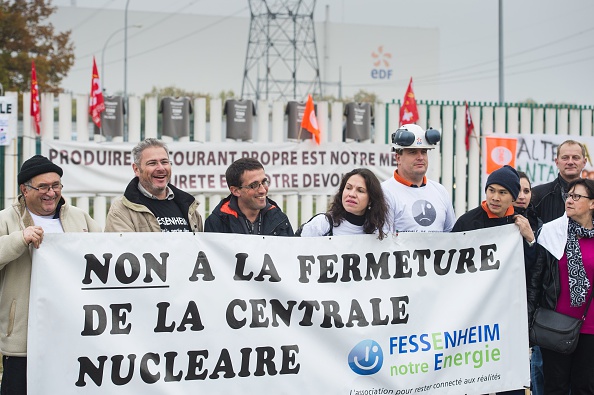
[{"xmin": 391, "ymin": 127, "xmax": 441, "ymax": 147}]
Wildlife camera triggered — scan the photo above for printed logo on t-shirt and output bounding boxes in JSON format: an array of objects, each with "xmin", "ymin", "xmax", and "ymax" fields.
[
  {"xmin": 156, "ymin": 216, "xmax": 190, "ymax": 232},
  {"xmin": 411, "ymin": 200, "xmax": 437, "ymax": 227}
]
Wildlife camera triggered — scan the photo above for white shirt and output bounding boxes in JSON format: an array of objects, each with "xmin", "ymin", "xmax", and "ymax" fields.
[
  {"xmin": 381, "ymin": 177, "xmax": 456, "ymax": 233},
  {"xmin": 29, "ymin": 211, "xmax": 64, "ymax": 234},
  {"xmin": 300, "ymin": 214, "xmax": 366, "ymax": 237}
]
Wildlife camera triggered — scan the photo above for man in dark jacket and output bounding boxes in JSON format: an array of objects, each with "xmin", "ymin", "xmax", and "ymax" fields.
[
  {"xmin": 452, "ymin": 165, "xmax": 537, "ymax": 395},
  {"xmin": 531, "ymin": 140, "xmax": 587, "ymax": 223},
  {"xmin": 205, "ymin": 158, "xmax": 294, "ymax": 236},
  {"xmin": 453, "ymin": 165, "xmax": 535, "ymax": 242},
  {"xmin": 452, "ymin": 166, "xmax": 538, "ymax": 314}
]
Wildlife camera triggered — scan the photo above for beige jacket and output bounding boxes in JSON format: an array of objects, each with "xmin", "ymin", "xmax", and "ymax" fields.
[
  {"xmin": 104, "ymin": 178, "xmax": 203, "ymax": 233},
  {"xmin": 0, "ymin": 196, "xmax": 102, "ymax": 356}
]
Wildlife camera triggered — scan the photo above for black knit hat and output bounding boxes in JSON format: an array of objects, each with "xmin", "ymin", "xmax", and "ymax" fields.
[
  {"xmin": 485, "ymin": 165, "xmax": 520, "ymax": 200},
  {"xmin": 18, "ymin": 155, "xmax": 63, "ymax": 185}
]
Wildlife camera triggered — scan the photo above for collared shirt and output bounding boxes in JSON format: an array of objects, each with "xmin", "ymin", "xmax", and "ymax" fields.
[{"xmin": 137, "ymin": 183, "xmax": 174, "ymax": 200}]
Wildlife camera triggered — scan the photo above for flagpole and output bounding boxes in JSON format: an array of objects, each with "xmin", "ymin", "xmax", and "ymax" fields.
[{"xmin": 124, "ymin": 0, "xmax": 130, "ymax": 140}]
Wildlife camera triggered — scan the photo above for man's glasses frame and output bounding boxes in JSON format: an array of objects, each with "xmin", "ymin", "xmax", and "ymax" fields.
[
  {"xmin": 25, "ymin": 183, "xmax": 63, "ymax": 193},
  {"xmin": 238, "ymin": 179, "xmax": 270, "ymax": 190}
]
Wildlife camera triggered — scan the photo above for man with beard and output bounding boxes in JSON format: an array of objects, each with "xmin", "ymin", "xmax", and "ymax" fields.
[{"xmin": 104, "ymin": 138, "xmax": 203, "ymax": 232}]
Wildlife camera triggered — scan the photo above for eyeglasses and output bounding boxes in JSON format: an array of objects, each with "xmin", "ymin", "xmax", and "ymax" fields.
[
  {"xmin": 238, "ymin": 179, "xmax": 270, "ymax": 190},
  {"xmin": 26, "ymin": 183, "xmax": 63, "ymax": 193},
  {"xmin": 563, "ymin": 192, "xmax": 592, "ymax": 202}
]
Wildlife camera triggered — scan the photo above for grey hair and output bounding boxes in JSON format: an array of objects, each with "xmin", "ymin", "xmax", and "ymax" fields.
[{"xmin": 132, "ymin": 138, "xmax": 168, "ymax": 166}]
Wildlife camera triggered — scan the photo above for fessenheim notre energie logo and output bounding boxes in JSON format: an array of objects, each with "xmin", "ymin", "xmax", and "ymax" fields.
[{"xmin": 348, "ymin": 339, "xmax": 384, "ymax": 375}]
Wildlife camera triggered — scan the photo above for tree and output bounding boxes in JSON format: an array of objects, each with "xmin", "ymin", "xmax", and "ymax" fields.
[{"xmin": 0, "ymin": 0, "xmax": 74, "ymax": 93}]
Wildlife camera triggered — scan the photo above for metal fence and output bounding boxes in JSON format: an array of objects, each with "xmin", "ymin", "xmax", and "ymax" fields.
[{"xmin": 2, "ymin": 91, "xmax": 593, "ymax": 229}]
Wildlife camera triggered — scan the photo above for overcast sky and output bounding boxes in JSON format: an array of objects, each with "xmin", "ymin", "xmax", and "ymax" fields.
[{"xmin": 51, "ymin": 0, "xmax": 594, "ymax": 106}]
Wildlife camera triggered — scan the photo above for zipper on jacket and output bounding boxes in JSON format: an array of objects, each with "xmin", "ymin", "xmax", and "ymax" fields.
[{"xmin": 7, "ymin": 299, "xmax": 16, "ymax": 336}]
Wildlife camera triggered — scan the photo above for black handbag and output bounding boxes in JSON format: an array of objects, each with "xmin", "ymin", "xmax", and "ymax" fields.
[{"xmin": 529, "ymin": 288, "xmax": 594, "ymax": 354}]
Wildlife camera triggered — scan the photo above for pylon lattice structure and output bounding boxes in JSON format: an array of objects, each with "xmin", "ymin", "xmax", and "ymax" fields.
[{"xmin": 241, "ymin": 0, "xmax": 322, "ymax": 102}]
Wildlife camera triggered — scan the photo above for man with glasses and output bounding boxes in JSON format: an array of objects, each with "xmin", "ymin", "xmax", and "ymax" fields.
[
  {"xmin": 205, "ymin": 157, "xmax": 294, "ymax": 235},
  {"xmin": 104, "ymin": 138, "xmax": 203, "ymax": 232},
  {"xmin": 0, "ymin": 154, "xmax": 101, "ymax": 394},
  {"xmin": 381, "ymin": 124, "xmax": 456, "ymax": 232}
]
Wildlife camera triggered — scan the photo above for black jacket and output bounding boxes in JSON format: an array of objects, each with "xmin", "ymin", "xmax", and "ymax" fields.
[
  {"xmin": 452, "ymin": 205, "xmax": 516, "ymax": 232},
  {"xmin": 204, "ymin": 194, "xmax": 294, "ymax": 236},
  {"xmin": 531, "ymin": 174, "xmax": 568, "ymax": 224},
  {"xmin": 529, "ymin": 246, "xmax": 560, "ymax": 318}
]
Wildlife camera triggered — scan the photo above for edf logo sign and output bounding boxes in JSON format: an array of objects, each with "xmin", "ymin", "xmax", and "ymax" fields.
[{"xmin": 370, "ymin": 46, "xmax": 393, "ymax": 80}]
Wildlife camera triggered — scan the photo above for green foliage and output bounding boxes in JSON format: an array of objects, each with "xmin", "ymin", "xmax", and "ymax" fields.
[
  {"xmin": 145, "ymin": 86, "xmax": 209, "ymax": 100},
  {"xmin": 0, "ymin": 0, "xmax": 75, "ymax": 93},
  {"xmin": 315, "ymin": 89, "xmax": 379, "ymax": 104},
  {"xmin": 352, "ymin": 89, "xmax": 379, "ymax": 104}
]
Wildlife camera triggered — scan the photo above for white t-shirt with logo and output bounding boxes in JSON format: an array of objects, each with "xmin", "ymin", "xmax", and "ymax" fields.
[{"xmin": 381, "ymin": 177, "xmax": 455, "ymax": 233}]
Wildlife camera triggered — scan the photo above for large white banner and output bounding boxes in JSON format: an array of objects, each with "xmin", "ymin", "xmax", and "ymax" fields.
[
  {"xmin": 29, "ymin": 226, "xmax": 530, "ymax": 394},
  {"xmin": 41, "ymin": 140, "xmax": 396, "ymax": 195}
]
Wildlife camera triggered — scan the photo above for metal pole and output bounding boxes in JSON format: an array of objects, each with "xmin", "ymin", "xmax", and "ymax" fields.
[
  {"xmin": 124, "ymin": 0, "xmax": 130, "ymax": 101},
  {"xmin": 102, "ymin": 28, "xmax": 125, "ymax": 94},
  {"xmin": 124, "ymin": 0, "xmax": 130, "ymax": 140},
  {"xmin": 324, "ymin": 5, "xmax": 329, "ymax": 97},
  {"xmin": 101, "ymin": 25, "xmax": 140, "ymax": 94},
  {"xmin": 498, "ymin": 0, "xmax": 504, "ymax": 104}
]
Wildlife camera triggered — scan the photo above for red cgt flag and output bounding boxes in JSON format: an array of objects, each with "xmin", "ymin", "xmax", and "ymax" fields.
[
  {"xmin": 89, "ymin": 56, "xmax": 105, "ymax": 128},
  {"xmin": 465, "ymin": 101, "xmax": 475, "ymax": 151},
  {"xmin": 301, "ymin": 94, "xmax": 320, "ymax": 144},
  {"xmin": 30, "ymin": 61, "xmax": 41, "ymax": 135},
  {"xmin": 399, "ymin": 77, "xmax": 419, "ymax": 126}
]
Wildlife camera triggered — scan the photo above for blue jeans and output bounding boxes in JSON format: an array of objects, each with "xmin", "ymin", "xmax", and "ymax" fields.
[{"xmin": 531, "ymin": 346, "xmax": 544, "ymax": 395}]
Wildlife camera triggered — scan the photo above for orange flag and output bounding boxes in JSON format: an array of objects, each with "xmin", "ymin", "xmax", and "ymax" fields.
[
  {"xmin": 301, "ymin": 94, "xmax": 320, "ymax": 144},
  {"xmin": 89, "ymin": 56, "xmax": 105, "ymax": 128},
  {"xmin": 399, "ymin": 77, "xmax": 419, "ymax": 126},
  {"xmin": 485, "ymin": 136, "xmax": 518, "ymax": 174},
  {"xmin": 30, "ymin": 61, "xmax": 41, "ymax": 135}
]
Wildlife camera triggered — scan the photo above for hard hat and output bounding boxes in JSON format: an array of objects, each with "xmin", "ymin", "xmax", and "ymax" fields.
[{"xmin": 391, "ymin": 124, "xmax": 441, "ymax": 151}]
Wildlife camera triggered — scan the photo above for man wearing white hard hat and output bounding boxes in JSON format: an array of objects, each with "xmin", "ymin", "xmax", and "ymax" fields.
[{"xmin": 381, "ymin": 124, "xmax": 456, "ymax": 232}]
